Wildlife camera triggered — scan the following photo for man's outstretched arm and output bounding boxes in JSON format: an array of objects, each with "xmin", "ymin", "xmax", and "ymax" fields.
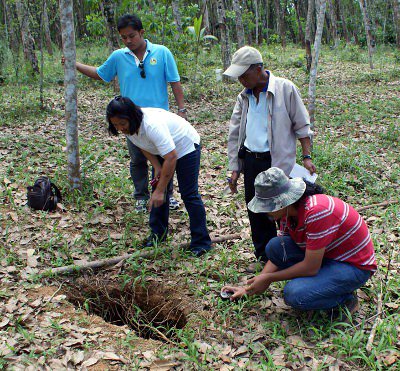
[
  {"xmin": 62, "ymin": 56, "xmax": 101, "ymax": 80},
  {"xmin": 75, "ymin": 62, "xmax": 102, "ymax": 80}
]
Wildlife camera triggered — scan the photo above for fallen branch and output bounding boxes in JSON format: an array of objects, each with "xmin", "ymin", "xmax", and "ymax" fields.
[
  {"xmin": 357, "ymin": 200, "xmax": 398, "ymax": 212},
  {"xmin": 42, "ymin": 233, "xmax": 241, "ymax": 276},
  {"xmin": 366, "ymin": 292, "xmax": 383, "ymax": 353}
]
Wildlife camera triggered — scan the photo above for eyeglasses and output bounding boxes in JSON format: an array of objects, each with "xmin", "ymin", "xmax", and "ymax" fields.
[{"xmin": 139, "ymin": 61, "xmax": 146, "ymax": 79}]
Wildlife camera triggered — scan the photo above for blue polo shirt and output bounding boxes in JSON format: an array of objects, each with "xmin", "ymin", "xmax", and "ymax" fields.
[{"xmin": 96, "ymin": 40, "xmax": 180, "ymax": 110}]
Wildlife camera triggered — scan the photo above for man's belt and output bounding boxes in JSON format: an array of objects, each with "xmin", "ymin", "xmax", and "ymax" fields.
[{"xmin": 245, "ymin": 148, "xmax": 271, "ymax": 159}]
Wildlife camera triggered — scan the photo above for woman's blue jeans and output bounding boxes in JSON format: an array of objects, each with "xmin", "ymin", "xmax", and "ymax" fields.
[
  {"xmin": 149, "ymin": 144, "xmax": 211, "ymax": 253},
  {"xmin": 265, "ymin": 236, "xmax": 372, "ymax": 311}
]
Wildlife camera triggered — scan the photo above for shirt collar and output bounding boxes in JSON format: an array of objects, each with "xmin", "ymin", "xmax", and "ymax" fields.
[{"xmin": 124, "ymin": 39, "xmax": 152, "ymax": 55}]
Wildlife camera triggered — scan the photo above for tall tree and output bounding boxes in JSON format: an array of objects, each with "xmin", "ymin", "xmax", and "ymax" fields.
[
  {"xmin": 60, "ymin": 0, "xmax": 81, "ymax": 190},
  {"xmin": 171, "ymin": 0, "xmax": 183, "ymax": 37},
  {"xmin": 294, "ymin": 0, "xmax": 305, "ymax": 46},
  {"xmin": 392, "ymin": 0, "xmax": 400, "ymax": 48},
  {"xmin": 2, "ymin": 0, "xmax": 19, "ymax": 54},
  {"xmin": 326, "ymin": 0, "xmax": 339, "ymax": 48},
  {"xmin": 232, "ymin": 0, "xmax": 245, "ymax": 47},
  {"xmin": 15, "ymin": 0, "xmax": 39, "ymax": 74},
  {"xmin": 39, "ymin": 0, "xmax": 45, "ymax": 109},
  {"xmin": 337, "ymin": 0, "xmax": 350, "ymax": 43},
  {"xmin": 73, "ymin": 0, "xmax": 86, "ymax": 38},
  {"xmin": 274, "ymin": 0, "xmax": 286, "ymax": 48},
  {"xmin": 308, "ymin": 0, "xmax": 326, "ymax": 128},
  {"xmin": 202, "ymin": 0, "xmax": 210, "ymax": 34},
  {"xmin": 254, "ymin": 0, "xmax": 259, "ymax": 44},
  {"xmin": 358, "ymin": 0, "xmax": 374, "ymax": 69},
  {"xmin": 100, "ymin": 0, "xmax": 119, "ymax": 53},
  {"xmin": 305, "ymin": 0, "xmax": 314, "ymax": 73},
  {"xmin": 215, "ymin": 0, "xmax": 231, "ymax": 80},
  {"xmin": 42, "ymin": 0, "xmax": 53, "ymax": 55},
  {"xmin": 100, "ymin": 0, "xmax": 120, "ymax": 92},
  {"xmin": 263, "ymin": 0, "xmax": 271, "ymax": 43}
]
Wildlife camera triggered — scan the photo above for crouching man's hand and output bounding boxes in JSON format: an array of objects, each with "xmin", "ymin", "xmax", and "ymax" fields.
[{"xmin": 221, "ymin": 285, "xmax": 247, "ymax": 301}]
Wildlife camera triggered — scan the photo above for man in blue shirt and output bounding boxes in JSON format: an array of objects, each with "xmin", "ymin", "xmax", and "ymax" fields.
[{"xmin": 69, "ymin": 14, "xmax": 186, "ymax": 212}]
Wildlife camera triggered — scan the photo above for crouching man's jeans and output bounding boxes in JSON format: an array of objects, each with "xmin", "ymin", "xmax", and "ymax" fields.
[{"xmin": 265, "ymin": 236, "xmax": 372, "ymax": 311}]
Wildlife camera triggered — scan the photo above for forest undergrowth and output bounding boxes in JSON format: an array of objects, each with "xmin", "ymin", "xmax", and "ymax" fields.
[{"xmin": 0, "ymin": 44, "xmax": 399, "ymax": 369}]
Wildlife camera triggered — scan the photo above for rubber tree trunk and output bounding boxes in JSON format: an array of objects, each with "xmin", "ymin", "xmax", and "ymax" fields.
[
  {"xmin": 60, "ymin": 0, "xmax": 81, "ymax": 190},
  {"xmin": 274, "ymin": 0, "xmax": 286, "ymax": 49},
  {"xmin": 100, "ymin": 0, "xmax": 120, "ymax": 93},
  {"xmin": 392, "ymin": 0, "xmax": 400, "ymax": 49},
  {"xmin": 337, "ymin": 0, "xmax": 350, "ymax": 43},
  {"xmin": 42, "ymin": 0, "xmax": 53, "ymax": 55},
  {"xmin": 171, "ymin": 0, "xmax": 183, "ymax": 39},
  {"xmin": 294, "ymin": 0, "xmax": 305, "ymax": 46},
  {"xmin": 202, "ymin": 0, "xmax": 210, "ymax": 33},
  {"xmin": 358, "ymin": 0, "xmax": 374, "ymax": 69},
  {"xmin": 327, "ymin": 0, "xmax": 339, "ymax": 48},
  {"xmin": 254, "ymin": 0, "xmax": 259, "ymax": 44},
  {"xmin": 308, "ymin": 0, "xmax": 326, "ymax": 129},
  {"xmin": 232, "ymin": 0, "xmax": 245, "ymax": 47},
  {"xmin": 264, "ymin": 0, "xmax": 270, "ymax": 43},
  {"xmin": 73, "ymin": 0, "xmax": 87, "ymax": 38},
  {"xmin": 215, "ymin": 0, "xmax": 231, "ymax": 81},
  {"xmin": 2, "ymin": 0, "xmax": 19, "ymax": 54},
  {"xmin": 15, "ymin": 0, "xmax": 39, "ymax": 74},
  {"xmin": 39, "ymin": 0, "xmax": 45, "ymax": 109},
  {"xmin": 260, "ymin": 0, "xmax": 269, "ymax": 43},
  {"xmin": 101, "ymin": 0, "xmax": 120, "ymax": 52},
  {"xmin": 305, "ymin": 0, "xmax": 314, "ymax": 73},
  {"xmin": 244, "ymin": 1, "xmax": 253, "ymax": 44}
]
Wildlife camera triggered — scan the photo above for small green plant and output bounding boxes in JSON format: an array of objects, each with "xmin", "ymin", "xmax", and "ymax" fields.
[{"xmin": 186, "ymin": 15, "xmax": 218, "ymax": 81}]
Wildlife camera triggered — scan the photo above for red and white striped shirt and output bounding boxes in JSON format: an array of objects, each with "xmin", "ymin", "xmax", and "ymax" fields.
[{"xmin": 281, "ymin": 194, "xmax": 377, "ymax": 272}]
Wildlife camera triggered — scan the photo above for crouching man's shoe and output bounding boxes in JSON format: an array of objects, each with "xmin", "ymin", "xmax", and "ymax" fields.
[
  {"xmin": 141, "ymin": 234, "xmax": 166, "ymax": 248},
  {"xmin": 331, "ymin": 293, "xmax": 359, "ymax": 322},
  {"xmin": 191, "ymin": 247, "xmax": 212, "ymax": 258}
]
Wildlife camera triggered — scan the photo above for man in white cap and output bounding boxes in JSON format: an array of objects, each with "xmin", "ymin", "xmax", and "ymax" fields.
[{"xmin": 224, "ymin": 46, "xmax": 316, "ymax": 270}]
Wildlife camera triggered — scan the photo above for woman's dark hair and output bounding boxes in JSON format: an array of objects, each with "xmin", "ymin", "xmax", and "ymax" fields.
[
  {"xmin": 106, "ymin": 96, "xmax": 143, "ymax": 136},
  {"xmin": 117, "ymin": 14, "xmax": 143, "ymax": 32},
  {"xmin": 295, "ymin": 180, "xmax": 325, "ymax": 207}
]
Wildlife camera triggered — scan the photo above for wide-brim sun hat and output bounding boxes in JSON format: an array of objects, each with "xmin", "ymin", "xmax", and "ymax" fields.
[
  {"xmin": 248, "ymin": 167, "xmax": 306, "ymax": 213},
  {"xmin": 223, "ymin": 46, "xmax": 263, "ymax": 78}
]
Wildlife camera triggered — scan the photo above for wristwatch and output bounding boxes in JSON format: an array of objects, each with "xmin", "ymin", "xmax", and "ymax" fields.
[
  {"xmin": 302, "ymin": 154, "xmax": 312, "ymax": 160},
  {"xmin": 178, "ymin": 108, "xmax": 187, "ymax": 113}
]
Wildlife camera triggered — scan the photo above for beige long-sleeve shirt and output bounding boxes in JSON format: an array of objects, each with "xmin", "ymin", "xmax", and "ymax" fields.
[{"xmin": 227, "ymin": 71, "xmax": 313, "ymax": 175}]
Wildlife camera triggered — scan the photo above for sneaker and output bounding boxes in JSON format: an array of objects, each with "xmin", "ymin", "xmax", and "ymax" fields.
[
  {"xmin": 135, "ymin": 199, "xmax": 148, "ymax": 213},
  {"xmin": 169, "ymin": 197, "xmax": 180, "ymax": 210}
]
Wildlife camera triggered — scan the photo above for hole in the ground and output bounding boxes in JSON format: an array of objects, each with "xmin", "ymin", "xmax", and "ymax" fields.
[{"xmin": 65, "ymin": 275, "xmax": 189, "ymax": 341}]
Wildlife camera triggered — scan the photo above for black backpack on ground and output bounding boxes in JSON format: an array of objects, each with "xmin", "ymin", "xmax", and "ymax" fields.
[{"xmin": 27, "ymin": 176, "xmax": 62, "ymax": 211}]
